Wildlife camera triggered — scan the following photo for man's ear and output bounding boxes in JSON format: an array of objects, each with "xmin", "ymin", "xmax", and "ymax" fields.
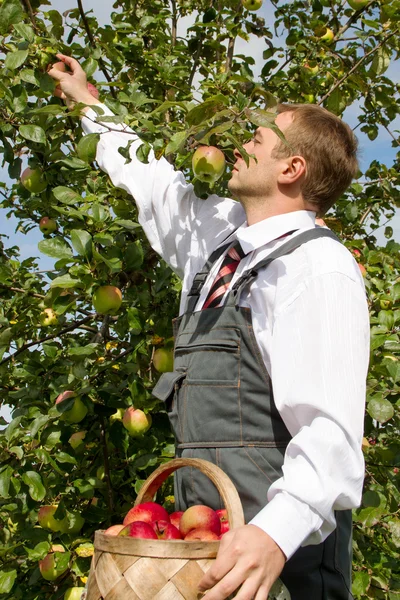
[{"xmin": 277, "ymin": 156, "xmax": 306, "ymax": 185}]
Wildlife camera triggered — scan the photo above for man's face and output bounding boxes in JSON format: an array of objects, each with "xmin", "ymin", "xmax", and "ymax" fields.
[{"xmin": 228, "ymin": 111, "xmax": 294, "ymax": 203}]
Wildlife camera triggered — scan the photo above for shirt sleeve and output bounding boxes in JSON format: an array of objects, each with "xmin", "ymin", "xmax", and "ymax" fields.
[
  {"xmin": 249, "ymin": 272, "xmax": 370, "ymax": 559},
  {"xmin": 81, "ymin": 104, "xmax": 243, "ymax": 281}
]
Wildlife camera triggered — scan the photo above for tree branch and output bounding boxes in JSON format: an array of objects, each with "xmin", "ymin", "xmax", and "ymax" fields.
[
  {"xmin": 19, "ymin": 0, "xmax": 38, "ymax": 30},
  {"xmin": 334, "ymin": 0, "xmax": 376, "ymax": 41},
  {"xmin": 0, "ymin": 316, "xmax": 93, "ymax": 366},
  {"xmin": 0, "ymin": 284, "xmax": 45, "ymax": 300},
  {"xmin": 225, "ymin": 1, "xmax": 243, "ymax": 73},
  {"xmin": 76, "ymin": 0, "xmax": 117, "ymax": 99},
  {"xmin": 318, "ymin": 29, "xmax": 399, "ymax": 105}
]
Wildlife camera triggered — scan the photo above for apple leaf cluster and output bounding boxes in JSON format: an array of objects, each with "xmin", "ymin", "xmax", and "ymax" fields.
[{"xmin": 0, "ymin": 0, "xmax": 399, "ymax": 597}]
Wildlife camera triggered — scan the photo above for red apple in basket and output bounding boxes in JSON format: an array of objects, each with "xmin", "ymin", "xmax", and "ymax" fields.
[
  {"xmin": 151, "ymin": 520, "xmax": 182, "ymax": 539},
  {"xmin": 179, "ymin": 505, "xmax": 221, "ymax": 537},
  {"xmin": 169, "ymin": 510, "xmax": 184, "ymax": 529},
  {"xmin": 123, "ymin": 501, "xmax": 170, "ymax": 526},
  {"xmin": 119, "ymin": 521, "xmax": 157, "ymax": 539},
  {"xmin": 104, "ymin": 524, "xmax": 125, "ymax": 536},
  {"xmin": 216, "ymin": 508, "xmax": 230, "ymax": 534},
  {"xmin": 184, "ymin": 528, "xmax": 220, "ymax": 541}
]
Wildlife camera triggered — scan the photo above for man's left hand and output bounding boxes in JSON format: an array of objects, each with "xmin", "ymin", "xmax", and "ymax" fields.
[{"xmin": 198, "ymin": 524, "xmax": 286, "ymax": 600}]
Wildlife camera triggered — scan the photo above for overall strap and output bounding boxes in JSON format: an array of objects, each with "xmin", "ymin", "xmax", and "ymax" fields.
[
  {"xmin": 185, "ymin": 241, "xmax": 233, "ymax": 313},
  {"xmin": 226, "ymin": 228, "xmax": 341, "ymax": 307}
]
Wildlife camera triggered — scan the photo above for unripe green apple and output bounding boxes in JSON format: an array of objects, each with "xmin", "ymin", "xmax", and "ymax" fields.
[
  {"xmin": 153, "ymin": 348, "xmax": 174, "ymax": 373},
  {"xmin": 192, "ymin": 146, "xmax": 226, "ymax": 184},
  {"xmin": 319, "ymin": 27, "xmax": 334, "ymax": 43},
  {"xmin": 39, "ymin": 216, "xmax": 57, "ymax": 235},
  {"xmin": 347, "ymin": 0, "xmax": 369, "ymax": 10},
  {"xmin": 303, "ymin": 94, "xmax": 315, "ymax": 103},
  {"xmin": 56, "ymin": 391, "xmax": 88, "ymax": 423},
  {"xmin": 39, "ymin": 545, "xmax": 68, "ymax": 581},
  {"xmin": 122, "ymin": 407, "xmax": 152, "ymax": 437},
  {"xmin": 69, "ymin": 430, "xmax": 86, "ymax": 449},
  {"xmin": 64, "ymin": 588, "xmax": 85, "ymax": 600},
  {"xmin": 241, "ymin": 0, "xmax": 263, "ymax": 10},
  {"xmin": 92, "ymin": 285, "xmax": 123, "ymax": 315},
  {"xmin": 38, "ymin": 505, "xmax": 63, "ymax": 531},
  {"xmin": 110, "ymin": 408, "xmax": 125, "ymax": 422},
  {"xmin": 39, "ymin": 308, "xmax": 58, "ymax": 327},
  {"xmin": 20, "ymin": 167, "xmax": 47, "ymax": 193},
  {"xmin": 302, "ymin": 62, "xmax": 319, "ymax": 76}
]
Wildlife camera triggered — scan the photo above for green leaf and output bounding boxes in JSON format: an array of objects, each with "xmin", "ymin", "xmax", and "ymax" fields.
[
  {"xmin": 368, "ymin": 397, "xmax": 394, "ymax": 423},
  {"xmin": 352, "ymin": 571, "xmax": 370, "ymax": 596},
  {"xmin": 70, "ymin": 230, "xmax": 93, "ymax": 258},
  {"xmin": 69, "ymin": 344, "xmax": 99, "ymax": 356},
  {"xmin": 127, "ymin": 307, "xmax": 142, "ymax": 333},
  {"xmin": 24, "ymin": 541, "xmax": 51, "ymax": 561},
  {"xmin": 38, "ymin": 238, "xmax": 73, "ymax": 259},
  {"xmin": 50, "ymin": 274, "xmax": 82, "ymax": 289},
  {"xmin": 369, "ymin": 46, "xmax": 391, "ymax": 78},
  {"xmin": 30, "ymin": 414, "xmax": 50, "ymax": 439},
  {"xmin": 0, "ymin": 466, "xmax": 13, "ymax": 498},
  {"xmin": 114, "ymin": 220, "xmax": 141, "ymax": 231},
  {"xmin": 0, "ymin": 569, "xmax": 17, "ymax": 594},
  {"xmin": 136, "ymin": 142, "xmax": 151, "ymax": 164},
  {"xmin": 57, "ymin": 157, "xmax": 90, "ymax": 170},
  {"xmin": 165, "ymin": 131, "xmax": 188, "ymax": 155},
  {"xmin": 29, "ymin": 105, "xmax": 66, "ymax": 116},
  {"xmin": 386, "ymin": 361, "xmax": 400, "ymax": 382},
  {"xmin": 186, "ymin": 95, "xmax": 228, "ymax": 126},
  {"xmin": 0, "ymin": 1, "xmax": 24, "ymax": 35},
  {"xmin": 56, "ymin": 452, "xmax": 77, "ymax": 465},
  {"xmin": 13, "ymin": 23, "xmax": 35, "ymax": 41},
  {"xmin": 81, "ymin": 57, "xmax": 98, "ymax": 77},
  {"xmin": 370, "ymin": 334, "xmax": 387, "ymax": 351},
  {"xmin": 20, "ymin": 69, "xmax": 40, "ymax": 86},
  {"xmin": 76, "ymin": 133, "xmax": 99, "ymax": 163},
  {"xmin": 388, "ymin": 519, "xmax": 400, "ymax": 548},
  {"xmin": 244, "ymin": 108, "xmax": 284, "ymax": 142},
  {"xmin": 5, "ymin": 416, "xmax": 22, "ymax": 443},
  {"xmin": 19, "ymin": 124, "xmax": 47, "ymax": 145},
  {"xmin": 4, "ymin": 49, "xmax": 29, "ymax": 70},
  {"xmin": 21, "ymin": 471, "xmax": 46, "ymax": 501},
  {"xmin": 53, "ymin": 186, "xmax": 83, "ymax": 205}
]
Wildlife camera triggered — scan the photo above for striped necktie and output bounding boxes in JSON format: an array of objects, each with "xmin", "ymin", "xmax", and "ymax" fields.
[{"xmin": 203, "ymin": 241, "xmax": 245, "ymax": 309}]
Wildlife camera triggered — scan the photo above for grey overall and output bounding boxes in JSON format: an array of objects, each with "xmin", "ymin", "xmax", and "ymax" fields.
[{"xmin": 153, "ymin": 228, "xmax": 354, "ymax": 600}]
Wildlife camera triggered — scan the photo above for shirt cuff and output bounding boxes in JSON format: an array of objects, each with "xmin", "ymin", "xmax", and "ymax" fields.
[{"xmin": 248, "ymin": 492, "xmax": 324, "ymax": 560}]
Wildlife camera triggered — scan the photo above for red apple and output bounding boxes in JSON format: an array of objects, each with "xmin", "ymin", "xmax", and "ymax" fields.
[
  {"xmin": 123, "ymin": 501, "xmax": 170, "ymax": 526},
  {"xmin": 87, "ymin": 82, "xmax": 99, "ymax": 99},
  {"xmin": 169, "ymin": 510, "xmax": 184, "ymax": 529},
  {"xmin": 39, "ymin": 545, "xmax": 68, "ymax": 581},
  {"xmin": 56, "ymin": 391, "xmax": 88, "ymax": 423},
  {"xmin": 119, "ymin": 521, "xmax": 158, "ymax": 539},
  {"xmin": 358, "ymin": 263, "xmax": 367, "ymax": 277},
  {"xmin": 216, "ymin": 508, "xmax": 230, "ymax": 534},
  {"xmin": 39, "ymin": 216, "xmax": 57, "ymax": 235},
  {"xmin": 192, "ymin": 146, "xmax": 226, "ymax": 184},
  {"xmin": 104, "ymin": 524, "xmax": 125, "ymax": 536},
  {"xmin": 38, "ymin": 505, "xmax": 63, "ymax": 532},
  {"xmin": 184, "ymin": 528, "xmax": 220, "ymax": 541},
  {"xmin": 122, "ymin": 407, "xmax": 152, "ymax": 437},
  {"xmin": 21, "ymin": 167, "xmax": 47, "ymax": 193},
  {"xmin": 179, "ymin": 505, "xmax": 221, "ymax": 537},
  {"xmin": 151, "ymin": 520, "xmax": 182, "ymax": 539},
  {"xmin": 92, "ymin": 285, "xmax": 122, "ymax": 315}
]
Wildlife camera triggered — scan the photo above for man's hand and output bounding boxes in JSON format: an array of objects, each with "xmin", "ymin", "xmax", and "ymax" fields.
[
  {"xmin": 47, "ymin": 54, "xmax": 101, "ymax": 110},
  {"xmin": 198, "ymin": 525, "xmax": 286, "ymax": 600}
]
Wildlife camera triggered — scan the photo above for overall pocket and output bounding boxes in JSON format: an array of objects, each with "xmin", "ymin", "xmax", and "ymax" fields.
[{"xmin": 152, "ymin": 370, "xmax": 186, "ymax": 442}]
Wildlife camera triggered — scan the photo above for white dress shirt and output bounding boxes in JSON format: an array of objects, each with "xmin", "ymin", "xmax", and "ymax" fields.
[{"xmin": 81, "ymin": 105, "xmax": 370, "ymax": 560}]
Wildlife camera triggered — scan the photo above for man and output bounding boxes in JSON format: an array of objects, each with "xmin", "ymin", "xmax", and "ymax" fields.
[{"xmin": 48, "ymin": 55, "xmax": 370, "ymax": 600}]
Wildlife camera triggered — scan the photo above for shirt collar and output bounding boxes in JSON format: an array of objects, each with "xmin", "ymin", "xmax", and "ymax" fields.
[{"xmin": 235, "ymin": 210, "xmax": 317, "ymax": 254}]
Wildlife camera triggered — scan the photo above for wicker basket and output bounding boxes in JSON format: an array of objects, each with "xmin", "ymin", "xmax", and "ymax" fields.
[{"xmin": 85, "ymin": 457, "xmax": 245, "ymax": 600}]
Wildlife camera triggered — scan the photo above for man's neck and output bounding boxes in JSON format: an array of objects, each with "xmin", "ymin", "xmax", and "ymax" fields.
[{"xmin": 243, "ymin": 197, "xmax": 308, "ymax": 226}]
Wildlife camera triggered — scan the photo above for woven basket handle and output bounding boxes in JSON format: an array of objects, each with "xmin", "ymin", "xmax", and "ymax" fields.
[{"xmin": 135, "ymin": 457, "xmax": 245, "ymax": 530}]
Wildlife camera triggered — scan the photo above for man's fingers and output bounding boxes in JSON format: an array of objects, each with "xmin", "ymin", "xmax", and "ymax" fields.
[
  {"xmin": 47, "ymin": 66, "xmax": 66, "ymax": 82},
  {"xmin": 55, "ymin": 53, "xmax": 83, "ymax": 75}
]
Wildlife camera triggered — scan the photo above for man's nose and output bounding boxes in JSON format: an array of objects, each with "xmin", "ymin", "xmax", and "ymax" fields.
[{"xmin": 233, "ymin": 147, "xmax": 242, "ymax": 160}]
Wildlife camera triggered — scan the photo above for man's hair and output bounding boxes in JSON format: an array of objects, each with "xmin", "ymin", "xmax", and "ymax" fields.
[{"xmin": 272, "ymin": 103, "xmax": 359, "ymax": 216}]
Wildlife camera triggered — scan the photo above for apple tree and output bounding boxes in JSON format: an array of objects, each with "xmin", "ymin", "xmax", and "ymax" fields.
[{"xmin": 0, "ymin": 0, "xmax": 399, "ymax": 597}]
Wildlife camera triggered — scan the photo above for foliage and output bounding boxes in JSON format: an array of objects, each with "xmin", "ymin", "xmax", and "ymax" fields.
[{"xmin": 0, "ymin": 0, "xmax": 399, "ymax": 597}]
